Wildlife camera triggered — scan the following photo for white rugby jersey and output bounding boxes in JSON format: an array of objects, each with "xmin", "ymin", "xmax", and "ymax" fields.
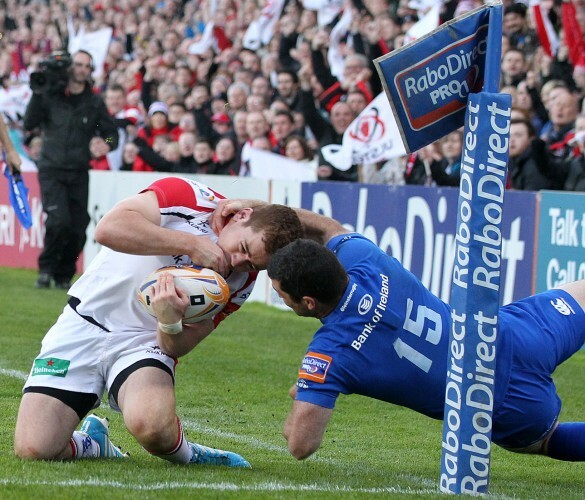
[{"xmin": 68, "ymin": 177, "xmax": 257, "ymax": 332}]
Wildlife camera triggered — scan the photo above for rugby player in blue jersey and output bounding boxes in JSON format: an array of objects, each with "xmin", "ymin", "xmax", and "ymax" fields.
[{"xmin": 213, "ymin": 201, "xmax": 585, "ymax": 463}]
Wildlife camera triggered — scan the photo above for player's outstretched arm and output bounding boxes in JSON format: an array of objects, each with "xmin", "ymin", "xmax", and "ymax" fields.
[
  {"xmin": 294, "ymin": 209, "xmax": 348, "ymax": 245},
  {"xmin": 284, "ymin": 400, "xmax": 333, "ymax": 460},
  {"xmin": 210, "ymin": 198, "xmax": 348, "ymax": 245},
  {"xmin": 96, "ymin": 191, "xmax": 229, "ymax": 275}
]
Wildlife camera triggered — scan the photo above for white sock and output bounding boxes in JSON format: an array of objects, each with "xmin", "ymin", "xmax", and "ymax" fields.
[
  {"xmin": 150, "ymin": 418, "xmax": 193, "ymax": 464},
  {"xmin": 70, "ymin": 431, "xmax": 100, "ymax": 458}
]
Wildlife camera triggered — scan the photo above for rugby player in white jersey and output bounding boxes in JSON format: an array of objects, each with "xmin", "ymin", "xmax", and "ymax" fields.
[{"xmin": 14, "ymin": 177, "xmax": 302, "ymax": 467}]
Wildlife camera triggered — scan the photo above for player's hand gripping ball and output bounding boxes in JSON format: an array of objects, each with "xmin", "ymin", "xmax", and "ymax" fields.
[{"xmin": 138, "ymin": 265, "xmax": 230, "ymax": 323}]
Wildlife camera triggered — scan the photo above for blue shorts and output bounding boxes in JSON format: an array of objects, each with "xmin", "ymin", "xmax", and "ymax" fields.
[{"xmin": 491, "ymin": 289, "xmax": 585, "ymax": 449}]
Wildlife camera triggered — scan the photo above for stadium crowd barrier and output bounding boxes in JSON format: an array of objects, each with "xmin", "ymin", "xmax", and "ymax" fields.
[{"xmin": 1, "ymin": 171, "xmax": 584, "ymax": 305}]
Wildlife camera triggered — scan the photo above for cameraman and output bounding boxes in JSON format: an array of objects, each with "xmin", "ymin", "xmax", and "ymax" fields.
[{"xmin": 24, "ymin": 50, "xmax": 118, "ymax": 289}]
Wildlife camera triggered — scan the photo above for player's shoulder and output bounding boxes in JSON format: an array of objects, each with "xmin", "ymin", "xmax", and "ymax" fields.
[{"xmin": 145, "ymin": 177, "xmax": 225, "ymax": 212}]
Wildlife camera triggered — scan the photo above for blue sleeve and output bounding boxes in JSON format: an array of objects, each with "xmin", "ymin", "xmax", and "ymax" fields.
[
  {"xmin": 327, "ymin": 233, "xmax": 378, "ymax": 268},
  {"xmin": 294, "ymin": 349, "xmax": 342, "ymax": 409}
]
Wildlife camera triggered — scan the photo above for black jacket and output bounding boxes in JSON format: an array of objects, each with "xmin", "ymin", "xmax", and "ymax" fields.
[
  {"xmin": 300, "ymin": 89, "xmax": 358, "ymax": 182},
  {"xmin": 23, "ymin": 84, "xmax": 118, "ymax": 172}
]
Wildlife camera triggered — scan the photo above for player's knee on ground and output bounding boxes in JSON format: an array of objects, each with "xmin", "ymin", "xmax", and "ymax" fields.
[
  {"xmin": 123, "ymin": 411, "xmax": 178, "ymax": 452},
  {"xmin": 14, "ymin": 434, "xmax": 66, "ymax": 460}
]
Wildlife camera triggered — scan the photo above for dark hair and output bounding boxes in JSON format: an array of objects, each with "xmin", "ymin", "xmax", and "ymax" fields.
[
  {"xmin": 267, "ymin": 239, "xmax": 347, "ymax": 304},
  {"xmin": 244, "ymin": 205, "xmax": 303, "ymax": 256},
  {"xmin": 277, "ymin": 69, "xmax": 299, "ymax": 84},
  {"xmin": 273, "ymin": 109, "xmax": 295, "ymax": 124},
  {"xmin": 510, "ymin": 118, "xmax": 536, "ymax": 138},
  {"xmin": 284, "ymin": 134, "xmax": 314, "ymax": 161},
  {"xmin": 504, "ymin": 3, "xmax": 527, "ymax": 17},
  {"xmin": 106, "ymin": 83, "xmax": 125, "ymax": 94}
]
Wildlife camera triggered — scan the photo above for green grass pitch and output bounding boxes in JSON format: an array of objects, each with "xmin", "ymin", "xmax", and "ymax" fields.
[{"xmin": 1, "ymin": 267, "xmax": 584, "ymax": 499}]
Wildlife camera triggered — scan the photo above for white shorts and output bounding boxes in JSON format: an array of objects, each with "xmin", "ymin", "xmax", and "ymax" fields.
[{"xmin": 23, "ymin": 304, "xmax": 177, "ymax": 411}]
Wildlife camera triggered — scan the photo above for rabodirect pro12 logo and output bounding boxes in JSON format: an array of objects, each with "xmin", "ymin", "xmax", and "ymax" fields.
[{"xmin": 394, "ymin": 24, "xmax": 488, "ymax": 132}]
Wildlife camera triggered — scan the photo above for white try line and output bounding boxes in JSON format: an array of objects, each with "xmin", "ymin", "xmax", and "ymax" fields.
[
  {"xmin": 0, "ymin": 367, "xmax": 28, "ymax": 380},
  {"xmin": 0, "ymin": 477, "xmax": 439, "ymax": 494},
  {"xmin": 0, "ymin": 366, "xmax": 513, "ymax": 499},
  {"xmin": 0, "ymin": 367, "xmax": 345, "ymax": 465}
]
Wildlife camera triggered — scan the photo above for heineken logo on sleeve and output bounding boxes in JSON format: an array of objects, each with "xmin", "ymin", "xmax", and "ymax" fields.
[{"xmin": 32, "ymin": 358, "xmax": 70, "ymax": 377}]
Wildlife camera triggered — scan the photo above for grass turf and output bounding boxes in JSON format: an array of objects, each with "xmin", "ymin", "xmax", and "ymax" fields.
[{"xmin": 0, "ymin": 267, "xmax": 584, "ymax": 499}]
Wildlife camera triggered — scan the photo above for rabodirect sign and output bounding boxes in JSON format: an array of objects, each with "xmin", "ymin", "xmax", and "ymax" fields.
[
  {"xmin": 301, "ymin": 183, "xmax": 535, "ymax": 305},
  {"xmin": 374, "ymin": 4, "xmax": 492, "ymax": 153}
]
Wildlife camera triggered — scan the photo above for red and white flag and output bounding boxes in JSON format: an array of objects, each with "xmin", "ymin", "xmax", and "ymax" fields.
[
  {"xmin": 321, "ymin": 93, "xmax": 406, "ymax": 171},
  {"xmin": 530, "ymin": 0, "xmax": 559, "ymax": 58}
]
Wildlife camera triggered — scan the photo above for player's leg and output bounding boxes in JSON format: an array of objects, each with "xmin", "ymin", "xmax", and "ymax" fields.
[
  {"xmin": 538, "ymin": 280, "xmax": 585, "ymax": 460},
  {"xmin": 14, "ymin": 388, "xmax": 118, "ymax": 460},
  {"xmin": 543, "ymin": 422, "xmax": 585, "ymax": 461},
  {"xmin": 556, "ymin": 279, "xmax": 585, "ymax": 311},
  {"xmin": 114, "ymin": 364, "xmax": 250, "ymax": 467},
  {"xmin": 499, "ymin": 281, "xmax": 585, "ymax": 461},
  {"xmin": 14, "ymin": 392, "xmax": 80, "ymax": 459}
]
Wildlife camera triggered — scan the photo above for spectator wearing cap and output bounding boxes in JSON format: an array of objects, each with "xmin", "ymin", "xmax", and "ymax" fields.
[
  {"xmin": 133, "ymin": 101, "xmax": 171, "ymax": 171},
  {"xmin": 208, "ymin": 112, "xmax": 233, "ymax": 146}
]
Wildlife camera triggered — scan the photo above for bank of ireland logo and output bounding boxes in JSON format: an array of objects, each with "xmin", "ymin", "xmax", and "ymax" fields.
[
  {"xmin": 358, "ymin": 294, "xmax": 373, "ymax": 315},
  {"xmin": 348, "ymin": 107, "xmax": 386, "ymax": 144}
]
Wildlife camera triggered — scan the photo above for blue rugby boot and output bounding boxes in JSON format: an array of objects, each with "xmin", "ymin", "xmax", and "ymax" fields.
[
  {"xmin": 80, "ymin": 414, "xmax": 128, "ymax": 458},
  {"xmin": 189, "ymin": 442, "xmax": 251, "ymax": 468}
]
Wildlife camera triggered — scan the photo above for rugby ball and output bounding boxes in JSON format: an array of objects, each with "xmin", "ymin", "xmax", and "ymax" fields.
[{"xmin": 138, "ymin": 265, "xmax": 230, "ymax": 323}]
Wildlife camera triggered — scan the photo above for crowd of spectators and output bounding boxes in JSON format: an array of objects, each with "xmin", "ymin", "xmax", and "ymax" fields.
[{"xmin": 1, "ymin": 0, "xmax": 585, "ymax": 191}]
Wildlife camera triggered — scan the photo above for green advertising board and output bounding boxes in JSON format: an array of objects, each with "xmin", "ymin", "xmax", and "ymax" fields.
[{"xmin": 536, "ymin": 191, "xmax": 585, "ymax": 293}]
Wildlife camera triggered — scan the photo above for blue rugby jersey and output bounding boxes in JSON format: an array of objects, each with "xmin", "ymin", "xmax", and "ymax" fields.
[{"xmin": 294, "ymin": 233, "xmax": 512, "ymax": 419}]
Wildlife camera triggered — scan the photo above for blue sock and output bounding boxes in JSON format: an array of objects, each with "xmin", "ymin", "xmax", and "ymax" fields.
[{"xmin": 547, "ymin": 422, "xmax": 585, "ymax": 461}]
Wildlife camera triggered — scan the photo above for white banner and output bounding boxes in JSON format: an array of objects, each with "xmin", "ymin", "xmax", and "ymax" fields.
[
  {"xmin": 248, "ymin": 148, "xmax": 317, "ymax": 181},
  {"xmin": 302, "ymin": 0, "xmax": 344, "ymax": 26},
  {"xmin": 321, "ymin": 93, "xmax": 406, "ymax": 171},
  {"xmin": 68, "ymin": 26, "xmax": 113, "ymax": 79}
]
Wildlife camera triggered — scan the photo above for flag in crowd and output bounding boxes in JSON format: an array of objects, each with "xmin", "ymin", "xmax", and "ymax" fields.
[{"xmin": 321, "ymin": 92, "xmax": 406, "ymax": 170}]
